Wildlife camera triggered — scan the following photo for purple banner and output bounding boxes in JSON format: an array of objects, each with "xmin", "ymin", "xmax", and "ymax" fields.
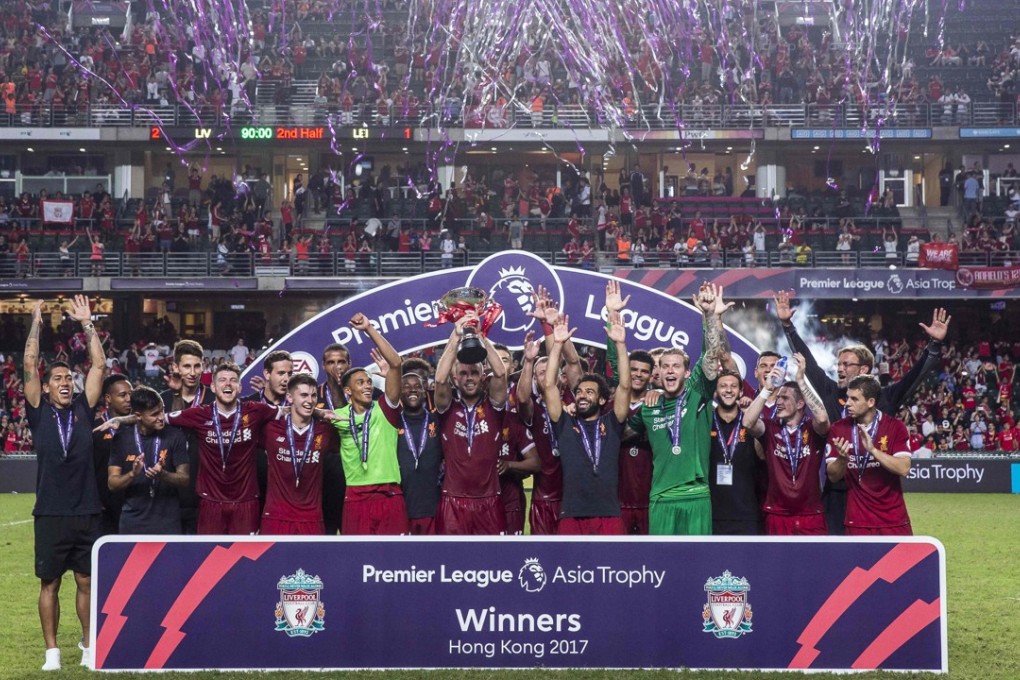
[
  {"xmin": 0, "ymin": 278, "xmax": 83, "ymax": 291},
  {"xmin": 110, "ymin": 278, "xmax": 259, "ymax": 291},
  {"xmin": 244, "ymin": 251, "xmax": 762, "ymax": 389},
  {"xmin": 91, "ymin": 537, "xmax": 947, "ymax": 672}
]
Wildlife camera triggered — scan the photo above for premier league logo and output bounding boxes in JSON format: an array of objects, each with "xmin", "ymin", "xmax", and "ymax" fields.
[
  {"xmin": 466, "ymin": 252, "xmax": 564, "ymax": 342},
  {"xmin": 518, "ymin": 558, "xmax": 548, "ymax": 593},
  {"xmin": 274, "ymin": 569, "xmax": 326, "ymax": 637},
  {"xmin": 702, "ymin": 571, "xmax": 753, "ymax": 639}
]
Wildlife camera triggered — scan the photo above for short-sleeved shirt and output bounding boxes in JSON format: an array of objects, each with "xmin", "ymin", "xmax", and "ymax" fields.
[
  {"xmin": 760, "ymin": 417, "xmax": 826, "ymax": 516},
  {"xmin": 28, "ymin": 394, "xmax": 101, "ymax": 516},
  {"xmin": 438, "ymin": 397, "xmax": 505, "ymax": 498},
  {"xmin": 261, "ymin": 419, "xmax": 334, "ymax": 523},
  {"xmin": 395, "ymin": 408, "xmax": 443, "ymax": 519},
  {"xmin": 332, "ymin": 397, "xmax": 401, "ymax": 487},
  {"xmin": 166, "ymin": 401, "xmax": 281, "ymax": 503},
  {"xmin": 826, "ymin": 415, "xmax": 912, "ymax": 529},
  {"xmin": 554, "ymin": 412, "xmax": 623, "ymax": 519},
  {"xmin": 500, "ymin": 404, "xmax": 537, "ymax": 513},
  {"xmin": 109, "ymin": 425, "xmax": 188, "ymax": 533},
  {"xmin": 618, "ymin": 402, "xmax": 653, "ymax": 508},
  {"xmin": 628, "ymin": 359, "xmax": 715, "ymax": 499},
  {"xmin": 523, "ymin": 395, "xmax": 563, "ymax": 502},
  {"xmin": 708, "ymin": 411, "xmax": 760, "ymax": 522}
]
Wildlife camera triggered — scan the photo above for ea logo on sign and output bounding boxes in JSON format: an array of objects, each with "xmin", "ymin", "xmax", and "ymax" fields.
[
  {"xmin": 291, "ymin": 351, "xmax": 319, "ymax": 379},
  {"xmin": 518, "ymin": 557, "xmax": 548, "ymax": 593},
  {"xmin": 467, "ymin": 251, "xmax": 564, "ymax": 338}
]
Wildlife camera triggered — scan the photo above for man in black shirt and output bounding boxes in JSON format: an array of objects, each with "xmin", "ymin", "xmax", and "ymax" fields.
[
  {"xmin": 543, "ymin": 304, "xmax": 632, "ymax": 534},
  {"xmin": 709, "ymin": 370, "xmax": 762, "ymax": 535},
  {"xmin": 93, "ymin": 375, "xmax": 133, "ymax": 535},
  {"xmin": 395, "ymin": 372, "xmax": 443, "ymax": 534},
  {"xmin": 107, "ymin": 386, "xmax": 190, "ymax": 534},
  {"xmin": 23, "ymin": 295, "xmax": 105, "ymax": 670},
  {"xmin": 159, "ymin": 339, "xmax": 215, "ymax": 534}
]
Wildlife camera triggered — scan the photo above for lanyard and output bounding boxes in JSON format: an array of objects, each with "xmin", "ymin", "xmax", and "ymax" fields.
[
  {"xmin": 134, "ymin": 426, "xmax": 162, "ymax": 497},
  {"xmin": 349, "ymin": 403, "xmax": 374, "ymax": 468},
  {"xmin": 400, "ymin": 411, "xmax": 430, "ymax": 469},
  {"xmin": 190, "ymin": 385, "xmax": 205, "ymax": 408},
  {"xmin": 668, "ymin": 389, "xmax": 689, "ymax": 455},
  {"xmin": 540, "ymin": 402, "xmax": 560, "ymax": 455},
  {"xmin": 576, "ymin": 417, "xmax": 604, "ymax": 474},
  {"xmin": 51, "ymin": 406, "xmax": 74, "ymax": 459},
  {"xmin": 851, "ymin": 412, "xmax": 882, "ymax": 481},
  {"xmin": 462, "ymin": 401, "xmax": 480, "ymax": 452},
  {"xmin": 780, "ymin": 419, "xmax": 807, "ymax": 482},
  {"xmin": 712, "ymin": 410, "xmax": 741, "ymax": 465},
  {"xmin": 286, "ymin": 416, "xmax": 315, "ymax": 488},
  {"xmin": 212, "ymin": 407, "xmax": 243, "ymax": 472}
]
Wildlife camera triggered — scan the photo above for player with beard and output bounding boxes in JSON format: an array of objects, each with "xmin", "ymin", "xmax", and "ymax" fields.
[
  {"xmin": 543, "ymin": 307, "xmax": 631, "ymax": 534},
  {"xmin": 94, "ymin": 375, "xmax": 132, "ymax": 535},
  {"xmin": 826, "ymin": 375, "xmax": 913, "ymax": 535},
  {"xmin": 492, "ymin": 343, "xmax": 539, "ymax": 535},
  {"xmin": 743, "ymin": 354, "xmax": 830, "ymax": 535},
  {"xmin": 773, "ymin": 292, "xmax": 949, "ymax": 534},
  {"xmin": 434, "ymin": 309, "xmax": 509, "ymax": 534},
  {"xmin": 627, "ymin": 283, "xmax": 732, "ymax": 535},
  {"xmin": 395, "ymin": 372, "xmax": 443, "ymax": 534},
  {"xmin": 708, "ymin": 370, "xmax": 762, "ymax": 535},
  {"xmin": 260, "ymin": 373, "xmax": 336, "ymax": 534},
  {"xmin": 160, "ymin": 339, "xmax": 215, "ymax": 534},
  {"xmin": 107, "ymin": 386, "xmax": 190, "ymax": 534},
  {"xmin": 331, "ymin": 313, "xmax": 407, "ymax": 535},
  {"xmin": 24, "ymin": 296, "xmax": 105, "ymax": 670},
  {"xmin": 316, "ymin": 342, "xmax": 351, "ymax": 535}
]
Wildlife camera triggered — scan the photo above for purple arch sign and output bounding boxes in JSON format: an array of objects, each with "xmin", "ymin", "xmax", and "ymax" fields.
[{"xmin": 241, "ymin": 251, "xmax": 761, "ymax": 390}]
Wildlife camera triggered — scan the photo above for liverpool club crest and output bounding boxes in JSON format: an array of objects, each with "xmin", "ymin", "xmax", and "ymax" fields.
[
  {"xmin": 702, "ymin": 571, "xmax": 752, "ymax": 639},
  {"xmin": 274, "ymin": 569, "xmax": 325, "ymax": 637}
]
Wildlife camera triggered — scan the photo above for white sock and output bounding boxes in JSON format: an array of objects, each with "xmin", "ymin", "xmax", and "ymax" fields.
[
  {"xmin": 79, "ymin": 639, "xmax": 92, "ymax": 667},
  {"xmin": 41, "ymin": 647, "xmax": 61, "ymax": 671}
]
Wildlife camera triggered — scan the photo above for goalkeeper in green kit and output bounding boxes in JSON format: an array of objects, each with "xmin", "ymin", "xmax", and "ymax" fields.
[{"xmin": 626, "ymin": 282, "xmax": 733, "ymax": 535}]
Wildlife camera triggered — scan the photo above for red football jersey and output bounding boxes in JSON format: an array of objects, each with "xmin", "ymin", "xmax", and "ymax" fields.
[
  {"xmin": 500, "ymin": 405, "xmax": 536, "ymax": 513},
  {"xmin": 760, "ymin": 417, "xmax": 826, "ymax": 516},
  {"xmin": 260, "ymin": 419, "xmax": 335, "ymax": 523},
  {"xmin": 438, "ymin": 397, "xmax": 505, "ymax": 498},
  {"xmin": 523, "ymin": 396, "xmax": 564, "ymax": 502},
  {"xmin": 826, "ymin": 415, "xmax": 912, "ymax": 529},
  {"xmin": 167, "ymin": 401, "xmax": 281, "ymax": 503},
  {"xmin": 618, "ymin": 402, "xmax": 653, "ymax": 508}
]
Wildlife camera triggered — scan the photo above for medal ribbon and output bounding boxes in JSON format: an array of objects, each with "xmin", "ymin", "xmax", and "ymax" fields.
[
  {"xmin": 400, "ymin": 412, "xmax": 430, "ymax": 469},
  {"xmin": 540, "ymin": 402, "xmax": 559, "ymax": 452},
  {"xmin": 350, "ymin": 403, "xmax": 374, "ymax": 466},
  {"xmin": 850, "ymin": 412, "xmax": 882, "ymax": 481},
  {"xmin": 463, "ymin": 401, "xmax": 479, "ymax": 452},
  {"xmin": 286, "ymin": 415, "xmax": 315, "ymax": 488},
  {"xmin": 781, "ymin": 419, "xmax": 807, "ymax": 482},
  {"xmin": 668, "ymin": 389, "xmax": 689, "ymax": 450},
  {"xmin": 576, "ymin": 417, "xmax": 604, "ymax": 473},
  {"xmin": 51, "ymin": 406, "xmax": 73, "ymax": 459},
  {"xmin": 324, "ymin": 384, "xmax": 335, "ymax": 412},
  {"xmin": 712, "ymin": 411, "xmax": 741, "ymax": 465},
  {"xmin": 212, "ymin": 407, "xmax": 243, "ymax": 471},
  {"xmin": 134, "ymin": 426, "xmax": 162, "ymax": 496},
  {"xmin": 191, "ymin": 385, "xmax": 205, "ymax": 408}
]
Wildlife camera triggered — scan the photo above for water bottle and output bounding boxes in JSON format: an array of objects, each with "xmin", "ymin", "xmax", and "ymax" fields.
[{"xmin": 770, "ymin": 356, "xmax": 788, "ymax": 389}]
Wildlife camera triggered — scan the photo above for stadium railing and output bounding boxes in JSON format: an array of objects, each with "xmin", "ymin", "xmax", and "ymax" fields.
[
  {"xmin": 5, "ymin": 249, "xmax": 1018, "ymax": 279},
  {"xmin": 1, "ymin": 102, "xmax": 1015, "ymax": 130}
]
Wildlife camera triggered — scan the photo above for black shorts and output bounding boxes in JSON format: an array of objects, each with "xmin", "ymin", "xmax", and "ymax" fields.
[{"xmin": 34, "ymin": 514, "xmax": 101, "ymax": 580}]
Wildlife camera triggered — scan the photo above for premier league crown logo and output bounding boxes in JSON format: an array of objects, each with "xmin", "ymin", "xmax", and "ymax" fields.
[
  {"xmin": 518, "ymin": 558, "xmax": 548, "ymax": 593},
  {"xmin": 702, "ymin": 571, "xmax": 753, "ymax": 639},
  {"xmin": 466, "ymin": 252, "xmax": 564, "ymax": 342},
  {"xmin": 275, "ymin": 569, "xmax": 326, "ymax": 637}
]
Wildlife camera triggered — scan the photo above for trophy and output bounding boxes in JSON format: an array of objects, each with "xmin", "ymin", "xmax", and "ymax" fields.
[{"xmin": 432, "ymin": 287, "xmax": 503, "ymax": 364}]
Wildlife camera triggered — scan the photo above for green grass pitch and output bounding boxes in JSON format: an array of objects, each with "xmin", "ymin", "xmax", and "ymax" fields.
[{"xmin": 1, "ymin": 493, "xmax": 1017, "ymax": 680}]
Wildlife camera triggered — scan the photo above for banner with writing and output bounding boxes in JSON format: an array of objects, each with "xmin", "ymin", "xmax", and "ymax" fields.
[
  {"xmin": 91, "ymin": 537, "xmax": 946, "ymax": 672},
  {"xmin": 918, "ymin": 243, "xmax": 958, "ymax": 270}
]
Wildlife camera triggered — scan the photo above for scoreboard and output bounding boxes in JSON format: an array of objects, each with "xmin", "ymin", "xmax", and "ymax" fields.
[{"xmin": 149, "ymin": 125, "xmax": 413, "ymax": 142}]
